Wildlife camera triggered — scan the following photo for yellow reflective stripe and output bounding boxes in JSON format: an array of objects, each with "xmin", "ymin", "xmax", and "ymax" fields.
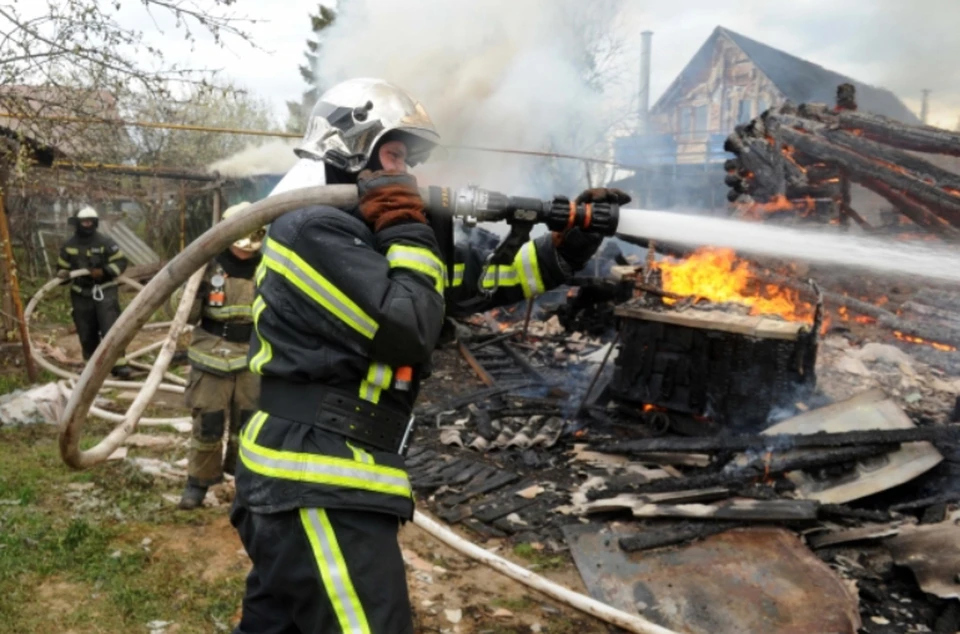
[
  {"xmin": 481, "ymin": 265, "xmax": 522, "ymax": 289},
  {"xmin": 359, "ymin": 361, "xmax": 392, "ymax": 404},
  {"xmin": 244, "ymin": 410, "xmax": 269, "ymax": 442},
  {"xmin": 65, "ymin": 247, "xmax": 79, "ymax": 255},
  {"xmin": 107, "ymin": 263, "xmax": 122, "ymax": 277},
  {"xmin": 249, "ymin": 296, "xmax": 273, "ymax": 374},
  {"xmin": 300, "ymin": 509, "xmax": 372, "ymax": 634},
  {"xmin": 108, "ymin": 250, "xmax": 125, "ymax": 262},
  {"xmin": 385, "ymin": 245, "xmax": 445, "ymax": 294},
  {"xmin": 255, "ymin": 259, "xmax": 267, "ymax": 286},
  {"xmin": 188, "ymin": 348, "xmax": 249, "ymax": 372},
  {"xmin": 346, "ymin": 442, "xmax": 374, "ymax": 465},
  {"xmin": 517, "ymin": 241, "xmax": 545, "ymax": 298},
  {"xmin": 449, "ymin": 263, "xmax": 465, "ymax": 288},
  {"xmin": 57, "ymin": 258, "xmax": 70, "ymax": 268},
  {"xmin": 238, "ymin": 433, "xmax": 412, "ymax": 497},
  {"xmin": 263, "ymin": 240, "xmax": 378, "ymax": 339},
  {"xmin": 205, "ymin": 305, "xmax": 253, "ymax": 319}
]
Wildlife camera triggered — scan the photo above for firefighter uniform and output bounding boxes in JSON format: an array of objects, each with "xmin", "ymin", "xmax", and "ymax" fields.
[
  {"xmin": 231, "ymin": 202, "xmax": 568, "ymax": 633},
  {"xmin": 182, "ymin": 248, "xmax": 262, "ymax": 505},
  {"xmin": 56, "ymin": 218, "xmax": 130, "ymax": 375}
]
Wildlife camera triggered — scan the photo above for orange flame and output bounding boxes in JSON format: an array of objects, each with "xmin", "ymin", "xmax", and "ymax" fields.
[
  {"xmin": 655, "ymin": 248, "xmax": 815, "ymax": 322},
  {"xmin": 893, "ymin": 331, "xmax": 957, "ymax": 352}
]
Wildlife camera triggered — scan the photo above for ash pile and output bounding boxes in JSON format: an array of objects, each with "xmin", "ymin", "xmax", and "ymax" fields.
[{"xmin": 412, "ymin": 235, "xmax": 960, "ymax": 634}]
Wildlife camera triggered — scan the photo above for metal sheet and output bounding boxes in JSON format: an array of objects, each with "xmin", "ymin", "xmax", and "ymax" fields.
[
  {"xmin": 761, "ymin": 389, "xmax": 943, "ymax": 503},
  {"xmin": 563, "ymin": 524, "xmax": 861, "ymax": 634},
  {"xmin": 886, "ymin": 510, "xmax": 960, "ymax": 600}
]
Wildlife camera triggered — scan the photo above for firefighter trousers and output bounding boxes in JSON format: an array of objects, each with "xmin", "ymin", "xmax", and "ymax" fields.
[
  {"xmin": 184, "ymin": 368, "xmax": 259, "ymax": 487},
  {"xmin": 230, "ymin": 503, "xmax": 414, "ymax": 634},
  {"xmin": 70, "ymin": 287, "xmax": 127, "ymax": 365}
]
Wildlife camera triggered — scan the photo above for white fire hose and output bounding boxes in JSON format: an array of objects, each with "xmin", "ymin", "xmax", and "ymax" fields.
[
  {"xmin": 25, "ymin": 268, "xmax": 193, "ymax": 428},
  {"xmin": 55, "ymin": 185, "xmax": 682, "ymax": 634}
]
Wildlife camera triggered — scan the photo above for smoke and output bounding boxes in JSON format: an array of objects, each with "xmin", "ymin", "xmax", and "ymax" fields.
[
  {"xmin": 314, "ymin": 0, "xmax": 630, "ymax": 197},
  {"xmin": 207, "ymin": 139, "xmax": 299, "ymax": 179}
]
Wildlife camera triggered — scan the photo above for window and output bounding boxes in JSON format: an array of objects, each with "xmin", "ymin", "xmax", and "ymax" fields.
[
  {"xmin": 737, "ymin": 99, "xmax": 752, "ymax": 124},
  {"xmin": 680, "ymin": 107, "xmax": 693, "ymax": 137},
  {"xmin": 694, "ymin": 105, "xmax": 708, "ymax": 132},
  {"xmin": 757, "ymin": 97, "xmax": 770, "ymax": 115}
]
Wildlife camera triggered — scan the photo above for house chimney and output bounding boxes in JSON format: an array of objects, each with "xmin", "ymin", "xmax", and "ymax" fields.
[
  {"xmin": 639, "ymin": 30, "xmax": 653, "ymax": 134},
  {"xmin": 920, "ymin": 89, "xmax": 931, "ymax": 124}
]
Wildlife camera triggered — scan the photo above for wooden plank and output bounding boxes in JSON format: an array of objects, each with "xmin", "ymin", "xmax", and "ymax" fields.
[
  {"xmin": 614, "ymin": 305, "xmax": 806, "ymax": 340},
  {"xmin": 808, "ymin": 523, "xmax": 903, "ymax": 549},
  {"xmin": 631, "ymin": 499, "xmax": 818, "ymax": 521},
  {"xmin": 446, "ymin": 470, "xmax": 520, "ymax": 506}
]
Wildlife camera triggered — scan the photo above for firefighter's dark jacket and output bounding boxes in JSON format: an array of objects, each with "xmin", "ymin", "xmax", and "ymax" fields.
[
  {"xmin": 57, "ymin": 231, "xmax": 128, "ymax": 296},
  {"xmin": 237, "ymin": 203, "xmax": 569, "ymax": 519}
]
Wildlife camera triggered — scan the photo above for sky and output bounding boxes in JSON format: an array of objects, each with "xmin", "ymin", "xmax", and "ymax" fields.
[{"xmin": 122, "ymin": 0, "xmax": 960, "ymax": 131}]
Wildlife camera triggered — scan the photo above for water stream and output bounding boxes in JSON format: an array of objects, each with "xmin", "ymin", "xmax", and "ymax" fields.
[{"xmin": 617, "ymin": 209, "xmax": 960, "ymax": 284}]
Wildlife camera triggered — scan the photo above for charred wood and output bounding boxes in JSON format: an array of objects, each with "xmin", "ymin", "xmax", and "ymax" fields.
[
  {"xmin": 630, "ymin": 499, "xmax": 818, "ymax": 521},
  {"xmin": 585, "ymin": 445, "xmax": 895, "ymax": 499},
  {"xmin": 459, "ymin": 342, "xmax": 497, "ymax": 387},
  {"xmin": 860, "ymin": 176, "xmax": 960, "ymax": 239},
  {"xmin": 618, "ymin": 521, "xmax": 742, "ymax": 552},
  {"xmin": 592, "ymin": 425, "xmax": 960, "ymax": 455},
  {"xmin": 837, "ymin": 110, "xmax": 960, "ymax": 158}
]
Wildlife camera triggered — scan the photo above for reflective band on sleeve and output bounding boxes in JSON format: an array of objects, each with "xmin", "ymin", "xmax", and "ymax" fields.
[
  {"xmin": 108, "ymin": 251, "xmax": 125, "ymax": 262},
  {"xmin": 65, "ymin": 247, "xmax": 79, "ymax": 255},
  {"xmin": 249, "ymin": 296, "xmax": 273, "ymax": 374},
  {"xmin": 300, "ymin": 509, "xmax": 372, "ymax": 634},
  {"xmin": 385, "ymin": 244, "xmax": 445, "ymax": 295},
  {"xmin": 238, "ymin": 428, "xmax": 412, "ymax": 498},
  {"xmin": 262, "ymin": 240, "xmax": 378, "ymax": 339},
  {"xmin": 480, "ymin": 265, "xmax": 521, "ymax": 289},
  {"xmin": 255, "ymin": 258, "xmax": 267, "ymax": 286},
  {"xmin": 449, "ymin": 263, "xmax": 465, "ymax": 288},
  {"xmin": 57, "ymin": 258, "xmax": 70, "ymax": 269},
  {"xmin": 517, "ymin": 241, "xmax": 545, "ymax": 298},
  {"xmin": 107, "ymin": 263, "xmax": 122, "ymax": 277},
  {"xmin": 358, "ymin": 361, "xmax": 393, "ymax": 404}
]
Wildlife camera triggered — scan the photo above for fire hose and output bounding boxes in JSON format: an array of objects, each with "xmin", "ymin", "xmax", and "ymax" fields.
[
  {"xmin": 54, "ymin": 185, "xmax": 679, "ymax": 634},
  {"xmin": 25, "ymin": 269, "xmax": 194, "ymax": 429}
]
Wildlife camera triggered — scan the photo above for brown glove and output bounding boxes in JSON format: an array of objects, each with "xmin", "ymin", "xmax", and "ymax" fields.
[
  {"xmin": 357, "ymin": 170, "xmax": 427, "ymax": 232},
  {"xmin": 56, "ymin": 269, "xmax": 70, "ymax": 280},
  {"xmin": 89, "ymin": 268, "xmax": 104, "ymax": 280}
]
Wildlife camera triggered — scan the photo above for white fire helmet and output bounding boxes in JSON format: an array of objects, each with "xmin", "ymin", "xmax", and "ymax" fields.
[
  {"xmin": 222, "ymin": 201, "xmax": 265, "ymax": 253},
  {"xmin": 295, "ymin": 77, "xmax": 441, "ymax": 173},
  {"xmin": 76, "ymin": 206, "xmax": 99, "ymax": 220}
]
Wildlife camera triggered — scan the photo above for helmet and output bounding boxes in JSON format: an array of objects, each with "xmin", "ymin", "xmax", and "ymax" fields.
[
  {"xmin": 295, "ymin": 78, "xmax": 441, "ymax": 173},
  {"xmin": 76, "ymin": 206, "xmax": 99, "ymax": 220},
  {"xmin": 73, "ymin": 206, "xmax": 99, "ymax": 236},
  {"xmin": 222, "ymin": 201, "xmax": 265, "ymax": 253}
]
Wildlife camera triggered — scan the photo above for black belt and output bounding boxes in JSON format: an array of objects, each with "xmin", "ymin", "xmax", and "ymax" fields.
[
  {"xmin": 200, "ymin": 317, "xmax": 253, "ymax": 343},
  {"xmin": 259, "ymin": 377, "xmax": 413, "ymax": 454}
]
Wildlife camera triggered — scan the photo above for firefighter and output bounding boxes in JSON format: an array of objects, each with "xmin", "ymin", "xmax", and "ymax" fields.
[
  {"xmin": 178, "ymin": 202, "xmax": 265, "ymax": 510},
  {"xmin": 56, "ymin": 206, "xmax": 131, "ymax": 379},
  {"xmin": 231, "ymin": 77, "xmax": 630, "ymax": 633}
]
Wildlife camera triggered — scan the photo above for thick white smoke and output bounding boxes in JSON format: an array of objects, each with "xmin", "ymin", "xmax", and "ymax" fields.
[
  {"xmin": 315, "ymin": 0, "xmax": 629, "ymax": 198},
  {"xmin": 207, "ymin": 139, "xmax": 300, "ymax": 179}
]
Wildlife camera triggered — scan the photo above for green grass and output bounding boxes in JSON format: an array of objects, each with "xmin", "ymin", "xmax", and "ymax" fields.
[
  {"xmin": 0, "ymin": 424, "xmax": 246, "ymax": 633},
  {"xmin": 511, "ymin": 543, "xmax": 567, "ymax": 571}
]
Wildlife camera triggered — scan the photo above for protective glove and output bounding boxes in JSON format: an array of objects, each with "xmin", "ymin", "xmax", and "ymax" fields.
[
  {"xmin": 357, "ymin": 170, "xmax": 427, "ymax": 232},
  {"xmin": 551, "ymin": 188, "xmax": 632, "ymax": 272},
  {"xmin": 89, "ymin": 268, "xmax": 104, "ymax": 281}
]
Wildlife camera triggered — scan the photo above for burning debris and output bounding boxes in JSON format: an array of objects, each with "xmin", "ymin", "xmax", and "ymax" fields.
[{"xmin": 408, "ymin": 235, "xmax": 960, "ymax": 633}]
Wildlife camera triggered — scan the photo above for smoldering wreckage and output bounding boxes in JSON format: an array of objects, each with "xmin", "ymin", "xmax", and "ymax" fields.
[{"xmin": 8, "ymin": 87, "xmax": 960, "ymax": 634}]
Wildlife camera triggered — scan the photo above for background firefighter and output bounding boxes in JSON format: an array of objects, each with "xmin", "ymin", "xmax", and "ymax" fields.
[
  {"xmin": 230, "ymin": 78, "xmax": 626, "ymax": 634},
  {"xmin": 56, "ymin": 206, "xmax": 131, "ymax": 379},
  {"xmin": 179, "ymin": 202, "xmax": 265, "ymax": 511}
]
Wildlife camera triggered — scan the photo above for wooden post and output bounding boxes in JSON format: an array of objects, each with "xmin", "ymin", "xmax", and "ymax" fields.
[
  {"xmin": 0, "ymin": 186, "xmax": 39, "ymax": 381},
  {"xmin": 179, "ymin": 181, "xmax": 186, "ymax": 252},
  {"xmin": 212, "ymin": 187, "xmax": 222, "ymax": 224}
]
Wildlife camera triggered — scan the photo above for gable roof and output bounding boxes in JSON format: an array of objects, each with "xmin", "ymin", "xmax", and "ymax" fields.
[{"xmin": 652, "ymin": 26, "xmax": 921, "ymax": 125}]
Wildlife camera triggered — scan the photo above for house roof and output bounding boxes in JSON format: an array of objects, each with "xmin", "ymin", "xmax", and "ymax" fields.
[{"xmin": 652, "ymin": 26, "xmax": 921, "ymax": 124}]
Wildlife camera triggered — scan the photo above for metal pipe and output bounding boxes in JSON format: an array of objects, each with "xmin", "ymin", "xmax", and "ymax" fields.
[
  {"xmin": 639, "ymin": 30, "xmax": 654, "ymax": 133},
  {"xmin": 0, "ymin": 188, "xmax": 38, "ymax": 381},
  {"xmin": 52, "ymin": 161, "xmax": 217, "ymax": 182}
]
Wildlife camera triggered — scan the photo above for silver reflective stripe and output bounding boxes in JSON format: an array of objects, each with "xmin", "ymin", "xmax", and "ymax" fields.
[
  {"xmin": 359, "ymin": 382, "xmax": 380, "ymax": 403},
  {"xmin": 481, "ymin": 266, "xmax": 520, "ymax": 287},
  {"xmin": 518, "ymin": 242, "xmax": 543, "ymax": 296},
  {"xmin": 239, "ymin": 442, "xmax": 411, "ymax": 491},
  {"xmin": 368, "ymin": 362, "xmax": 391, "ymax": 388},
  {"xmin": 302, "ymin": 509, "xmax": 368, "ymax": 633},
  {"xmin": 386, "ymin": 249, "xmax": 444, "ymax": 279},
  {"xmin": 263, "ymin": 242, "xmax": 377, "ymax": 339}
]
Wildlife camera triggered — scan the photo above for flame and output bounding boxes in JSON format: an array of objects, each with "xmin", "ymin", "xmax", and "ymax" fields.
[
  {"xmin": 655, "ymin": 248, "xmax": 815, "ymax": 322},
  {"xmin": 836, "ymin": 306, "xmax": 876, "ymax": 325},
  {"xmin": 893, "ymin": 331, "xmax": 957, "ymax": 352}
]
